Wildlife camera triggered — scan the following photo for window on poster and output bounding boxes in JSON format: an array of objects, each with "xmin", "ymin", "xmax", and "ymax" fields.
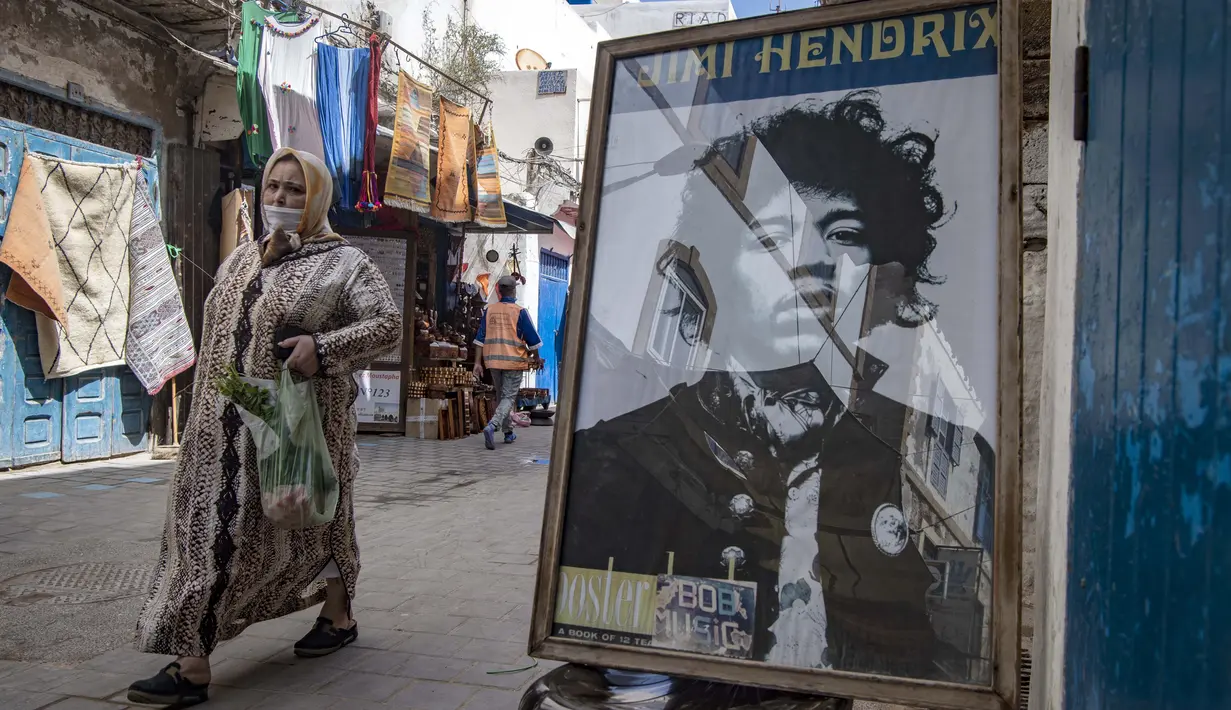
[
  {"xmin": 974, "ymin": 454, "xmax": 996, "ymax": 554},
  {"xmin": 926, "ymin": 381, "xmax": 959, "ymax": 499},
  {"xmin": 542, "ymin": 1, "xmax": 1013, "ymax": 698},
  {"xmin": 647, "ymin": 262, "xmax": 708, "ymax": 368}
]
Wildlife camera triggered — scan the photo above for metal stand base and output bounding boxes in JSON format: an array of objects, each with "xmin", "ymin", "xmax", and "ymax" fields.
[{"xmin": 519, "ymin": 664, "xmax": 854, "ymax": 710}]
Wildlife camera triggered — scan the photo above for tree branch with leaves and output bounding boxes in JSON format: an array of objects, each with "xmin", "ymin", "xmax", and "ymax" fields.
[{"xmin": 419, "ymin": 9, "xmax": 506, "ymax": 117}]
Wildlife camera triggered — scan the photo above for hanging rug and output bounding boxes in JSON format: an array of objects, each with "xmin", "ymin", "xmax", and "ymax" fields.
[
  {"xmin": 125, "ymin": 173, "xmax": 196, "ymax": 394},
  {"xmin": 1, "ymin": 153, "xmax": 137, "ymax": 378}
]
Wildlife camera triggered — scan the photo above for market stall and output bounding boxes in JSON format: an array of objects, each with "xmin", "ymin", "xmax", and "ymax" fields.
[
  {"xmin": 401, "ymin": 207, "xmax": 555, "ymax": 440},
  {"xmin": 192, "ymin": 1, "xmax": 559, "ymax": 440}
]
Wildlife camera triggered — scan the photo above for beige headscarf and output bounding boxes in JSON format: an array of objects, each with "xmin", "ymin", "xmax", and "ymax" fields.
[{"xmin": 260, "ymin": 148, "xmax": 345, "ymax": 265}]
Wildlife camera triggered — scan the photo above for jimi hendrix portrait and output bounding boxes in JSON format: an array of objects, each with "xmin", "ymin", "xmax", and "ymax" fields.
[{"xmin": 557, "ymin": 89, "xmax": 996, "ymax": 683}]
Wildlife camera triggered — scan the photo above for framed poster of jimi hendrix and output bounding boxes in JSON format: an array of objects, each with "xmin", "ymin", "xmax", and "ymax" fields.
[{"xmin": 529, "ymin": 1, "xmax": 1023, "ymax": 708}]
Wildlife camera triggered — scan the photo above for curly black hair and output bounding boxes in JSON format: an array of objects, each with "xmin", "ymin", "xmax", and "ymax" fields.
[{"xmin": 694, "ymin": 89, "xmax": 948, "ymax": 327}]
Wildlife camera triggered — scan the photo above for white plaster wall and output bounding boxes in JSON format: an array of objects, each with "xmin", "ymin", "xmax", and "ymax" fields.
[
  {"xmin": 315, "ymin": 0, "xmax": 603, "ymax": 100},
  {"xmin": 489, "ymin": 69, "xmax": 581, "ymax": 216},
  {"xmin": 468, "ymin": 0, "xmax": 607, "ymax": 92},
  {"xmin": 901, "ymin": 325, "xmax": 987, "ymax": 542},
  {"xmin": 575, "ymin": 0, "xmax": 735, "ymax": 38},
  {"xmin": 1029, "ymin": 0, "xmax": 1084, "ymax": 705},
  {"xmin": 198, "ymin": 74, "xmax": 243, "ymax": 144}
]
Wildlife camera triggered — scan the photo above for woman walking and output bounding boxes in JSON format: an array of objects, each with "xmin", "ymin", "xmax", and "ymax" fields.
[{"xmin": 128, "ymin": 148, "xmax": 401, "ymax": 706}]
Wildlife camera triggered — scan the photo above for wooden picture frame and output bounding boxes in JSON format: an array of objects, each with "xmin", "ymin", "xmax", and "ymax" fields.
[{"xmin": 529, "ymin": 1, "xmax": 1023, "ymax": 708}]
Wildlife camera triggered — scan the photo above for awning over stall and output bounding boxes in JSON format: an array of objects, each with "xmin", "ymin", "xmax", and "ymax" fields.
[{"xmin": 484, "ymin": 201, "xmax": 555, "ymax": 235}]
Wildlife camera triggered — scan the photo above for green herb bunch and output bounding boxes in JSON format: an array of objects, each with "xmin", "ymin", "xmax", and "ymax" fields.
[{"xmin": 214, "ymin": 365, "xmax": 275, "ymax": 421}]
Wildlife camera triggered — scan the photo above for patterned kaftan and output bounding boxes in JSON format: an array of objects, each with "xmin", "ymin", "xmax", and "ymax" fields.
[{"xmin": 136, "ymin": 239, "xmax": 401, "ymax": 657}]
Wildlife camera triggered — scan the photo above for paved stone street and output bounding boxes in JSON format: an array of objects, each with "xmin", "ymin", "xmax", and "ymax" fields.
[{"xmin": 0, "ymin": 427, "xmax": 558, "ymax": 710}]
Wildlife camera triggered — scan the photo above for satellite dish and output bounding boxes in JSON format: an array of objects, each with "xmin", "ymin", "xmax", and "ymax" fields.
[
  {"xmin": 516, "ymin": 48, "xmax": 548, "ymax": 71},
  {"xmin": 534, "ymin": 137, "xmax": 555, "ymax": 157}
]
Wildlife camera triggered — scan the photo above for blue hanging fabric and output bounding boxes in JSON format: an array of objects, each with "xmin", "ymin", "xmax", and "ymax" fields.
[
  {"xmin": 315, "ymin": 42, "xmax": 371, "ymax": 211},
  {"xmin": 342, "ymin": 46, "xmax": 371, "ymax": 211}
]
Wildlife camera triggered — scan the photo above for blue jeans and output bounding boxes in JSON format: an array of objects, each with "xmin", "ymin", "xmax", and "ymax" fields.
[{"xmin": 488, "ymin": 369, "xmax": 522, "ymax": 434}]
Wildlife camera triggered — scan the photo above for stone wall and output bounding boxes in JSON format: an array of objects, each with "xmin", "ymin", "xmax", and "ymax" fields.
[
  {"xmin": 1020, "ymin": 0, "xmax": 1052, "ymax": 658},
  {"xmin": 0, "ymin": 0, "xmax": 207, "ymax": 146}
]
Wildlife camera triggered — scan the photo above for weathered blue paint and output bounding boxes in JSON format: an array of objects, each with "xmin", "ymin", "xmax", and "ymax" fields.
[
  {"xmin": 0, "ymin": 119, "xmax": 158, "ymax": 467},
  {"xmin": 1067, "ymin": 0, "xmax": 1231, "ymax": 707},
  {"xmin": 537, "ymin": 249, "xmax": 569, "ymax": 401}
]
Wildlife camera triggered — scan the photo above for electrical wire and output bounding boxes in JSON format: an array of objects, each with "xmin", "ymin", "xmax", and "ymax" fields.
[
  {"xmin": 912, "ymin": 504, "xmax": 979, "ymax": 536},
  {"xmin": 499, "ymin": 150, "xmax": 582, "ymax": 191},
  {"xmin": 149, "ymin": 15, "xmax": 236, "ymax": 74}
]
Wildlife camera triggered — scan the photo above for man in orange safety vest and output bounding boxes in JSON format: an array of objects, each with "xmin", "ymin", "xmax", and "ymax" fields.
[{"xmin": 473, "ymin": 275, "xmax": 543, "ymax": 450}]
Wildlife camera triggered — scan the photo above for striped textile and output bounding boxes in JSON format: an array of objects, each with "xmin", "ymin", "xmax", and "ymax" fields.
[
  {"xmin": 430, "ymin": 96, "xmax": 472, "ymax": 223},
  {"xmin": 356, "ymin": 33, "xmax": 383, "ymax": 211},
  {"xmin": 474, "ymin": 125, "xmax": 507, "ymax": 229},
  {"xmin": 383, "ymin": 71, "xmax": 434, "ymax": 213},
  {"xmin": 125, "ymin": 174, "xmax": 196, "ymax": 394},
  {"xmin": 315, "ymin": 43, "xmax": 370, "ymax": 210},
  {"xmin": 1, "ymin": 154, "xmax": 137, "ymax": 379}
]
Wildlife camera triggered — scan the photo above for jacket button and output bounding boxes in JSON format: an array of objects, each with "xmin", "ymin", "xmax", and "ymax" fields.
[
  {"xmin": 721, "ymin": 546, "xmax": 746, "ymax": 570},
  {"xmin": 729, "ymin": 494, "xmax": 754, "ymax": 518}
]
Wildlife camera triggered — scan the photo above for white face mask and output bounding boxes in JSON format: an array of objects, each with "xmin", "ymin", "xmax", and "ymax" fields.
[{"xmin": 263, "ymin": 205, "xmax": 303, "ymax": 234}]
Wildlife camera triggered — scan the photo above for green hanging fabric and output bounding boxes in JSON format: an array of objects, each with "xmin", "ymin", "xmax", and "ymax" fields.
[{"xmin": 237, "ymin": 1, "xmax": 297, "ymax": 168}]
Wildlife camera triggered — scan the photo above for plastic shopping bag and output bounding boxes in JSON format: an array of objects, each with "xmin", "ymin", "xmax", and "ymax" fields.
[{"xmin": 217, "ymin": 365, "xmax": 339, "ymax": 530}]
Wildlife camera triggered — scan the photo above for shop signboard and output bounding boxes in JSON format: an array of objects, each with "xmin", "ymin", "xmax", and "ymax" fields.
[
  {"xmin": 530, "ymin": 1, "xmax": 1023, "ymax": 708},
  {"xmin": 346, "ymin": 236, "xmax": 407, "ymax": 365},
  {"xmin": 354, "ymin": 370, "xmax": 401, "ymax": 424}
]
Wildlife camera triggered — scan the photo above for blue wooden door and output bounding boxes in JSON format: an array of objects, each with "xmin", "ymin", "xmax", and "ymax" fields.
[
  {"xmin": 111, "ymin": 368, "xmax": 149, "ymax": 455},
  {"xmin": 0, "ymin": 125, "xmax": 64, "ymax": 467},
  {"xmin": 0, "ymin": 119, "xmax": 158, "ymax": 465},
  {"xmin": 1065, "ymin": 0, "xmax": 1231, "ymax": 706},
  {"xmin": 538, "ymin": 250, "xmax": 569, "ymax": 403},
  {"xmin": 0, "ymin": 124, "xmax": 17, "ymax": 469}
]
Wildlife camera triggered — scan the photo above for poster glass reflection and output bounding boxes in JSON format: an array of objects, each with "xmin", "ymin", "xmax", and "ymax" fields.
[{"xmin": 533, "ymin": 2, "xmax": 1021, "ymax": 706}]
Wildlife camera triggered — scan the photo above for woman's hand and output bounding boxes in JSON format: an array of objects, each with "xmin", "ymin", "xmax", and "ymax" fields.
[{"xmin": 279, "ymin": 335, "xmax": 320, "ymax": 377}]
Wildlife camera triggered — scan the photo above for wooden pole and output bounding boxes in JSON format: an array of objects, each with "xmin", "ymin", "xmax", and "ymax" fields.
[{"xmin": 171, "ymin": 376, "xmax": 180, "ymax": 446}]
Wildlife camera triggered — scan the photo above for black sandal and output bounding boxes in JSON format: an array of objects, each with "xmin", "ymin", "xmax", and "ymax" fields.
[
  {"xmin": 294, "ymin": 616, "xmax": 359, "ymax": 657},
  {"xmin": 127, "ymin": 662, "xmax": 210, "ymax": 707}
]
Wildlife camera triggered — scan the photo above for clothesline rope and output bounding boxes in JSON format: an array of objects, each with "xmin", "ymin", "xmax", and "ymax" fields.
[{"xmin": 170, "ymin": 248, "xmax": 216, "ymax": 285}]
